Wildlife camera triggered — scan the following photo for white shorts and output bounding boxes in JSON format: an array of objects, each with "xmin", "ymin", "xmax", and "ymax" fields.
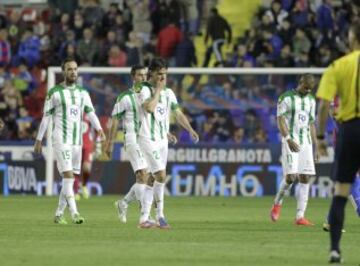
[
  {"xmin": 138, "ymin": 138, "xmax": 168, "ymax": 174},
  {"xmin": 281, "ymin": 142, "xmax": 315, "ymax": 175},
  {"xmin": 124, "ymin": 143, "xmax": 148, "ymax": 173},
  {"xmin": 54, "ymin": 145, "xmax": 82, "ymax": 175}
]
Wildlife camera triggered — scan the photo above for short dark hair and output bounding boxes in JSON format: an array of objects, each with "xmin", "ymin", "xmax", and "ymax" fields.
[
  {"xmin": 148, "ymin": 58, "xmax": 168, "ymax": 72},
  {"xmin": 298, "ymin": 73, "xmax": 314, "ymax": 83},
  {"xmin": 350, "ymin": 20, "xmax": 360, "ymax": 43},
  {"xmin": 130, "ymin": 64, "xmax": 145, "ymax": 76},
  {"xmin": 61, "ymin": 58, "xmax": 77, "ymax": 70}
]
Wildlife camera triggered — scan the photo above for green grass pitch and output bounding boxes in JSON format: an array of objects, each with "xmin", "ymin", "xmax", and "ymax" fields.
[{"xmin": 0, "ymin": 196, "xmax": 358, "ymax": 266}]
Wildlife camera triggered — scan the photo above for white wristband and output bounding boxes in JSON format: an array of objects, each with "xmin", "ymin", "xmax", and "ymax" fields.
[{"xmin": 284, "ymin": 135, "xmax": 291, "ymax": 141}]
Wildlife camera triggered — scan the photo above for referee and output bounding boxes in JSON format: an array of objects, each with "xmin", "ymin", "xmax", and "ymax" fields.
[{"xmin": 316, "ymin": 20, "xmax": 360, "ymax": 264}]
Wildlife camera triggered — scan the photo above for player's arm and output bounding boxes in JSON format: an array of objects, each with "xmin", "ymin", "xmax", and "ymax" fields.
[
  {"xmin": 84, "ymin": 92, "xmax": 105, "ymax": 141},
  {"xmin": 34, "ymin": 91, "xmax": 55, "ymax": 154},
  {"xmin": 173, "ymin": 108, "xmax": 199, "ymax": 143},
  {"xmin": 105, "ymin": 118, "xmax": 119, "ymax": 157},
  {"xmin": 142, "ymin": 85, "xmax": 162, "ymax": 113},
  {"xmin": 316, "ymin": 64, "xmax": 337, "ymax": 156},
  {"xmin": 277, "ymin": 97, "xmax": 300, "ymax": 152}
]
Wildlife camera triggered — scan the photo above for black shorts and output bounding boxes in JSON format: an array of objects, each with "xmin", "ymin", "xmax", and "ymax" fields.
[{"xmin": 332, "ymin": 119, "xmax": 360, "ymax": 183}]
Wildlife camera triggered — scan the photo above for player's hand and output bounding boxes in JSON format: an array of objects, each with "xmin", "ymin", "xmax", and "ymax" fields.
[
  {"xmin": 103, "ymin": 141, "xmax": 112, "ymax": 159},
  {"xmin": 96, "ymin": 130, "xmax": 106, "ymax": 142},
  {"xmin": 168, "ymin": 132, "xmax": 178, "ymax": 145},
  {"xmin": 190, "ymin": 130, "xmax": 199, "ymax": 143},
  {"xmin": 155, "ymin": 77, "xmax": 166, "ymax": 92},
  {"xmin": 34, "ymin": 140, "xmax": 42, "ymax": 155},
  {"xmin": 287, "ymin": 139, "xmax": 300, "ymax": 152},
  {"xmin": 317, "ymin": 139, "xmax": 328, "ymax": 157}
]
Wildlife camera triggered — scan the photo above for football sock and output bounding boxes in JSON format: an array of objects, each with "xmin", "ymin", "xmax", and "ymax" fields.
[
  {"xmin": 134, "ymin": 183, "xmax": 146, "ymax": 203},
  {"xmin": 55, "ymin": 177, "xmax": 67, "ymax": 216},
  {"xmin": 123, "ymin": 184, "xmax": 136, "ymax": 205},
  {"xmin": 62, "ymin": 178, "xmax": 79, "ymax": 217},
  {"xmin": 329, "ymin": 196, "xmax": 347, "ymax": 252},
  {"xmin": 274, "ymin": 179, "xmax": 292, "ymax": 205},
  {"xmin": 82, "ymin": 170, "xmax": 90, "ymax": 186},
  {"xmin": 140, "ymin": 185, "xmax": 153, "ymax": 223},
  {"xmin": 153, "ymin": 181, "xmax": 165, "ymax": 218},
  {"xmin": 296, "ymin": 183, "xmax": 310, "ymax": 219}
]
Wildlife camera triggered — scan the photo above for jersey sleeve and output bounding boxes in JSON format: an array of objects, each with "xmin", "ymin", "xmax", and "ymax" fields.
[
  {"xmin": 138, "ymin": 86, "xmax": 151, "ymax": 104},
  {"xmin": 83, "ymin": 91, "xmax": 95, "ymax": 113},
  {"xmin": 43, "ymin": 92, "xmax": 55, "ymax": 116},
  {"xmin": 168, "ymin": 89, "xmax": 179, "ymax": 111},
  {"xmin": 277, "ymin": 96, "xmax": 289, "ymax": 117},
  {"xmin": 112, "ymin": 98, "xmax": 127, "ymax": 119},
  {"xmin": 316, "ymin": 63, "xmax": 337, "ymax": 101}
]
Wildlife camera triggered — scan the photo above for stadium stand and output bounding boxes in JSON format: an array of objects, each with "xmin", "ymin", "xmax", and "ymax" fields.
[{"xmin": 0, "ymin": 0, "xmax": 358, "ymax": 143}]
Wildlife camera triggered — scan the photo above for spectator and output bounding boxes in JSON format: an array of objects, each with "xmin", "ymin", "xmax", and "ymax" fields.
[
  {"xmin": 77, "ymin": 28, "xmax": 98, "ymax": 65},
  {"xmin": 111, "ymin": 13, "xmax": 131, "ymax": 45},
  {"xmin": 292, "ymin": 28, "xmax": 311, "ymax": 60},
  {"xmin": 277, "ymin": 19, "xmax": 293, "ymax": 45},
  {"xmin": 128, "ymin": 0, "xmax": 152, "ymax": 44},
  {"xmin": 175, "ymin": 32, "xmax": 197, "ymax": 67},
  {"xmin": 316, "ymin": 0, "xmax": 334, "ymax": 33},
  {"xmin": 262, "ymin": 30, "xmax": 283, "ymax": 59},
  {"xmin": 151, "ymin": 0, "xmax": 182, "ymax": 34},
  {"xmin": 275, "ymin": 44, "xmax": 294, "ymax": 67},
  {"xmin": 290, "ymin": 0, "xmax": 309, "ymax": 28},
  {"xmin": 107, "ymin": 45, "xmax": 127, "ymax": 67},
  {"xmin": 231, "ymin": 44, "xmax": 255, "ymax": 67},
  {"xmin": 0, "ymin": 63, "xmax": 11, "ymax": 89},
  {"xmin": 58, "ymin": 30, "xmax": 76, "ymax": 58},
  {"xmin": 259, "ymin": 13, "xmax": 276, "ymax": 33},
  {"xmin": 229, "ymin": 127, "xmax": 245, "ymax": 144},
  {"xmin": 16, "ymin": 29, "xmax": 41, "ymax": 67},
  {"xmin": 73, "ymin": 13, "xmax": 85, "ymax": 40},
  {"xmin": 156, "ymin": 21, "xmax": 182, "ymax": 65},
  {"xmin": 126, "ymin": 31, "xmax": 143, "ymax": 66},
  {"xmin": 203, "ymin": 7, "xmax": 232, "ymax": 67},
  {"xmin": 265, "ymin": 0, "xmax": 288, "ymax": 29},
  {"xmin": 99, "ymin": 30, "xmax": 118, "ymax": 64},
  {"xmin": 0, "ymin": 28, "xmax": 11, "ymax": 66},
  {"xmin": 63, "ymin": 43, "xmax": 80, "ymax": 62},
  {"xmin": 16, "ymin": 106, "xmax": 34, "ymax": 140},
  {"xmin": 82, "ymin": 0, "xmax": 104, "ymax": 31},
  {"xmin": 12, "ymin": 60, "xmax": 36, "ymax": 96},
  {"xmin": 253, "ymin": 128, "xmax": 268, "ymax": 144},
  {"xmin": 243, "ymin": 109, "xmax": 261, "ymax": 142},
  {"xmin": 295, "ymin": 51, "xmax": 310, "ymax": 67},
  {"xmin": 179, "ymin": 0, "xmax": 199, "ymax": 34},
  {"xmin": 102, "ymin": 3, "xmax": 120, "ymax": 33}
]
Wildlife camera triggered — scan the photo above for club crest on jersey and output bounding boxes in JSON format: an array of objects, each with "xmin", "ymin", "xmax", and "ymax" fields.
[
  {"xmin": 69, "ymin": 105, "xmax": 80, "ymax": 121},
  {"xmin": 154, "ymin": 103, "xmax": 167, "ymax": 122}
]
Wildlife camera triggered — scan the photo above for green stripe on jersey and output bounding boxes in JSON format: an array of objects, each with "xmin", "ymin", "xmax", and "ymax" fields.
[
  {"xmin": 151, "ymin": 114, "xmax": 155, "ymax": 141},
  {"xmin": 59, "ymin": 89, "xmax": 67, "ymax": 144},
  {"xmin": 79, "ymin": 96, "xmax": 84, "ymax": 145},
  {"xmin": 290, "ymin": 94, "xmax": 295, "ymax": 139},
  {"xmin": 299, "ymin": 97, "xmax": 305, "ymax": 145},
  {"xmin": 70, "ymin": 89, "xmax": 77, "ymax": 145},
  {"xmin": 129, "ymin": 93, "xmax": 138, "ymax": 133}
]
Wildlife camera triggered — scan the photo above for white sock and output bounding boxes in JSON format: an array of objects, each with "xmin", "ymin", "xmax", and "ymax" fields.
[
  {"xmin": 55, "ymin": 190, "xmax": 67, "ymax": 216},
  {"xmin": 153, "ymin": 181, "xmax": 165, "ymax": 219},
  {"xmin": 62, "ymin": 178, "xmax": 79, "ymax": 218},
  {"xmin": 134, "ymin": 183, "xmax": 146, "ymax": 202},
  {"xmin": 139, "ymin": 185, "xmax": 153, "ymax": 223},
  {"xmin": 274, "ymin": 179, "xmax": 292, "ymax": 205},
  {"xmin": 296, "ymin": 183, "xmax": 310, "ymax": 219},
  {"xmin": 123, "ymin": 184, "xmax": 137, "ymax": 205}
]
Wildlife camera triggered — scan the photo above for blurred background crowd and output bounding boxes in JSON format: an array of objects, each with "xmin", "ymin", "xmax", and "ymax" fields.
[{"xmin": 0, "ymin": 0, "xmax": 358, "ymax": 144}]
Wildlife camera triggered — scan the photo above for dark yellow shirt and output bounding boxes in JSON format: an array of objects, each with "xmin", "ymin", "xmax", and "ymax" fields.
[{"xmin": 317, "ymin": 51, "xmax": 360, "ymax": 122}]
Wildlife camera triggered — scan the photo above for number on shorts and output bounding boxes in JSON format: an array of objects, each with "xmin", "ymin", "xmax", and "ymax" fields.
[
  {"xmin": 287, "ymin": 154, "xmax": 292, "ymax": 163},
  {"xmin": 153, "ymin": 150, "xmax": 160, "ymax": 160},
  {"xmin": 62, "ymin": 150, "xmax": 71, "ymax": 160}
]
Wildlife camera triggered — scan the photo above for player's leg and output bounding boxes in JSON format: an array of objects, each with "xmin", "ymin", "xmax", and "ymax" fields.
[
  {"xmin": 152, "ymin": 142, "xmax": 170, "ymax": 229},
  {"xmin": 80, "ymin": 149, "xmax": 93, "ymax": 199},
  {"xmin": 295, "ymin": 174, "xmax": 314, "ymax": 225},
  {"xmin": 271, "ymin": 142, "xmax": 297, "ymax": 222},
  {"xmin": 68, "ymin": 145, "xmax": 84, "ymax": 223},
  {"xmin": 328, "ymin": 121, "xmax": 360, "ymax": 263},
  {"xmin": 54, "ymin": 172, "xmax": 68, "ymax": 224}
]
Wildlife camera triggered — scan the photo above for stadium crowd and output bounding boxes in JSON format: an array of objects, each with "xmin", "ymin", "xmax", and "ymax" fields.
[{"xmin": 0, "ymin": 0, "xmax": 358, "ymax": 143}]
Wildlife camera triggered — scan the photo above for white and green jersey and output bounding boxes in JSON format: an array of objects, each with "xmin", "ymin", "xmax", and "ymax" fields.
[
  {"xmin": 111, "ymin": 88, "xmax": 140, "ymax": 145},
  {"xmin": 44, "ymin": 84, "xmax": 95, "ymax": 146},
  {"xmin": 277, "ymin": 90, "xmax": 316, "ymax": 145},
  {"xmin": 138, "ymin": 82, "xmax": 179, "ymax": 142}
]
